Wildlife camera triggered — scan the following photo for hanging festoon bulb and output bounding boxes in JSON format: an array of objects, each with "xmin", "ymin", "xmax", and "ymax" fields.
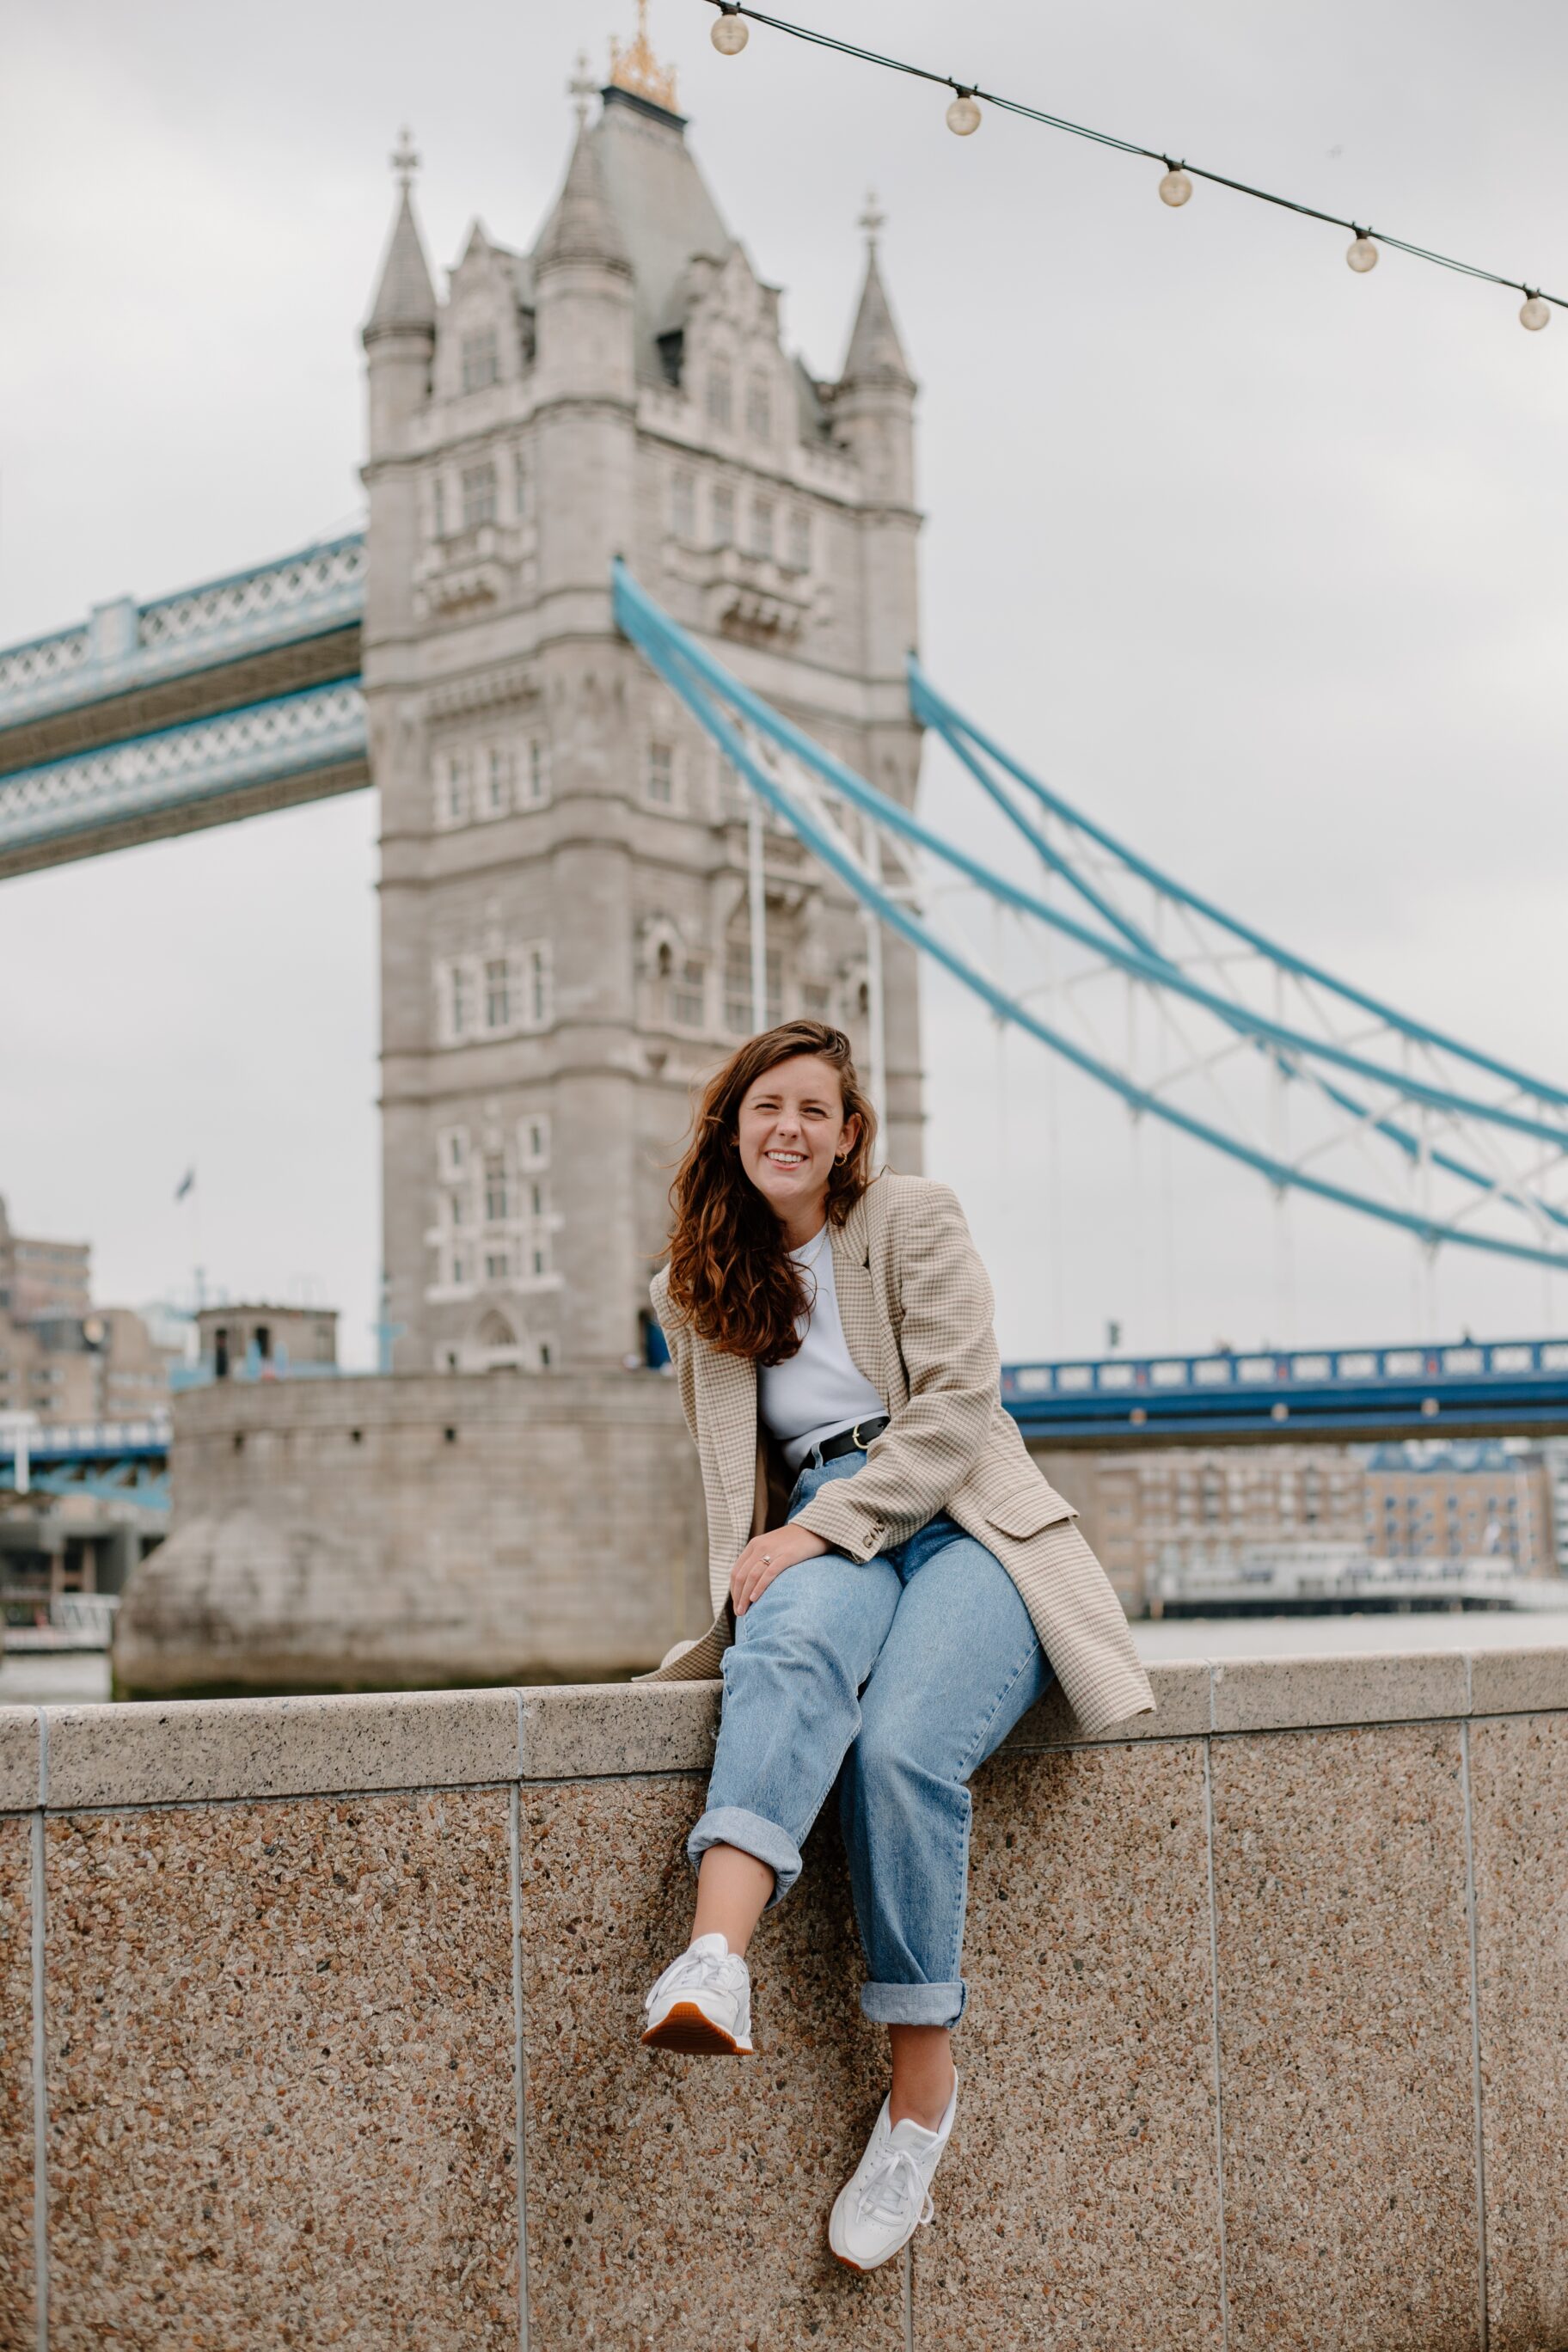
[
  {"xmin": 946, "ymin": 85, "xmax": 982, "ymax": 136},
  {"xmin": 1519, "ymin": 291, "xmax": 1551, "ymax": 332},
  {"xmin": 1158, "ymin": 159, "xmax": 1192, "ymax": 207},
  {"xmin": 711, "ymin": 4, "xmax": 749, "ymax": 54},
  {"xmin": 1346, "ymin": 227, "xmax": 1379, "ymax": 273}
]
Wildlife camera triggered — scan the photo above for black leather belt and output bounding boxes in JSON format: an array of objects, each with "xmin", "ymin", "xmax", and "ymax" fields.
[{"xmin": 809, "ymin": 1416, "xmax": 889, "ymax": 1465}]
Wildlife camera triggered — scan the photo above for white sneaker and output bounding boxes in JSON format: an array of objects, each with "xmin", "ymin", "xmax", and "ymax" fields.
[
  {"xmin": 828, "ymin": 2075, "xmax": 959, "ymax": 2272},
  {"xmin": 640, "ymin": 1932, "xmax": 754, "ymax": 2055}
]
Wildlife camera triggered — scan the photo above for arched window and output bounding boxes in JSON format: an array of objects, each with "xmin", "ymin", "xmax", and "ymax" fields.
[{"xmin": 745, "ymin": 372, "xmax": 770, "ymax": 442}]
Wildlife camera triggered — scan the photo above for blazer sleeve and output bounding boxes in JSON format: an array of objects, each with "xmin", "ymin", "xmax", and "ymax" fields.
[
  {"xmin": 649, "ymin": 1268, "xmax": 700, "ymax": 1451},
  {"xmin": 789, "ymin": 1180, "xmax": 999, "ymax": 1564}
]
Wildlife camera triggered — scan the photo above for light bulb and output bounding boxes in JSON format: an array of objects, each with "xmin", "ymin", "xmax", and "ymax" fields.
[
  {"xmin": 711, "ymin": 9, "xmax": 749, "ymax": 54},
  {"xmin": 1158, "ymin": 165, "xmax": 1192, "ymax": 208},
  {"xmin": 1520, "ymin": 293, "xmax": 1551, "ymax": 332},
  {"xmin": 1346, "ymin": 235, "xmax": 1379, "ymax": 273},
  {"xmin": 946, "ymin": 89, "xmax": 982, "ymax": 137}
]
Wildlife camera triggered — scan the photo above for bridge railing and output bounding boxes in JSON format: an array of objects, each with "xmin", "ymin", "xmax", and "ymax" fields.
[{"xmin": 1002, "ymin": 1335, "xmax": 1568, "ymax": 1401}]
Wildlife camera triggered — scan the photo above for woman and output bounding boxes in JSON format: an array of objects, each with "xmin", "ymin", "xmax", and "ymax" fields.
[{"xmin": 639, "ymin": 1020, "xmax": 1154, "ymax": 2272}]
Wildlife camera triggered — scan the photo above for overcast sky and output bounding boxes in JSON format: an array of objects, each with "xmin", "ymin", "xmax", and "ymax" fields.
[{"xmin": 2, "ymin": 0, "xmax": 1565, "ymax": 1366}]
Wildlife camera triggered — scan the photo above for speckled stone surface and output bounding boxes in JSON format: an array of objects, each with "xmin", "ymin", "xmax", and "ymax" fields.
[
  {"xmin": 520, "ymin": 1679, "xmax": 720, "ymax": 1779},
  {"xmin": 1005, "ymin": 1657, "xmax": 1212, "ymax": 1749},
  {"xmin": 0, "ymin": 1815, "xmax": 34, "ymax": 2349},
  {"xmin": 518, "ymin": 1773, "xmax": 903, "ymax": 2349},
  {"xmin": 1470, "ymin": 1712, "xmax": 1568, "ymax": 2348},
  {"xmin": 44, "ymin": 1790, "xmax": 518, "ymax": 2349},
  {"xmin": 0, "ymin": 1710, "xmax": 38, "ymax": 1814},
  {"xmin": 1210, "ymin": 1649, "xmax": 1467, "ymax": 1734},
  {"xmin": 1211, "ymin": 1724, "xmax": 1479, "ymax": 2349},
  {"xmin": 1469, "ymin": 1645, "xmax": 1568, "ymax": 1718},
  {"xmin": 917, "ymin": 1742, "xmax": 1223, "ymax": 2350},
  {"xmin": 45, "ymin": 1686, "xmax": 522, "ymax": 1810}
]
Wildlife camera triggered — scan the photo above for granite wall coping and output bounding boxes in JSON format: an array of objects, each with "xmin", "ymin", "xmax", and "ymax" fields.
[{"xmin": 0, "ymin": 1646, "xmax": 1564, "ymax": 1811}]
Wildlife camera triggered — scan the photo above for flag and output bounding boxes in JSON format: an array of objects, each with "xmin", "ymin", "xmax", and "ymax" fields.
[{"xmin": 174, "ymin": 1167, "xmax": 195, "ymax": 1203}]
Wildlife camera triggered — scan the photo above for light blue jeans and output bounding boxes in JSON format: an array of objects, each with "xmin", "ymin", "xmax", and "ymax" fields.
[{"xmin": 687, "ymin": 1449, "xmax": 1056, "ymax": 2027}]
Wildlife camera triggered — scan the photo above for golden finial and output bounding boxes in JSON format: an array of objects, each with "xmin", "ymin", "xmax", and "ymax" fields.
[{"xmin": 609, "ymin": 0, "xmax": 678, "ymax": 113}]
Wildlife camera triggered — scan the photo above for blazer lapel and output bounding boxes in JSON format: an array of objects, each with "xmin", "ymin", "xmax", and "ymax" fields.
[{"xmin": 829, "ymin": 1192, "xmax": 887, "ymax": 1405}]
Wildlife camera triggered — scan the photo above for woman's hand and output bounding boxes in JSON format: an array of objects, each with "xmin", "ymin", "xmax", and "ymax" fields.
[{"xmin": 729, "ymin": 1521, "xmax": 830, "ymax": 1617}]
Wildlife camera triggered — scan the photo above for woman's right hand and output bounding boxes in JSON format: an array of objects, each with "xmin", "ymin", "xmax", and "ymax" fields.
[{"xmin": 729, "ymin": 1520, "xmax": 829, "ymax": 1617}]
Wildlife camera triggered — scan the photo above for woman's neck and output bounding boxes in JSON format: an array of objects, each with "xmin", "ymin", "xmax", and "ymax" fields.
[{"xmin": 776, "ymin": 1197, "xmax": 829, "ymax": 1252}]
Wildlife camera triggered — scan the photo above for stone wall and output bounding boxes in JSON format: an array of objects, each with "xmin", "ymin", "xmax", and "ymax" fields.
[
  {"xmin": 112, "ymin": 1369, "xmax": 709, "ymax": 1699},
  {"xmin": 2, "ymin": 1650, "xmax": 1565, "ymax": 2348}
]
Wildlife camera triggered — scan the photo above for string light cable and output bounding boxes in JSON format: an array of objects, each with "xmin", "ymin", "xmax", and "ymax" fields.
[{"xmin": 704, "ymin": 1, "xmax": 1559, "ymax": 328}]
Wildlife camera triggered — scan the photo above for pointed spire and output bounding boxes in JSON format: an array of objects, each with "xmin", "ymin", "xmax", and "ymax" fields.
[
  {"xmin": 841, "ymin": 192, "xmax": 914, "ymax": 389},
  {"xmin": 535, "ymin": 119, "xmax": 632, "ymax": 277},
  {"xmin": 364, "ymin": 128, "xmax": 438, "ymax": 342}
]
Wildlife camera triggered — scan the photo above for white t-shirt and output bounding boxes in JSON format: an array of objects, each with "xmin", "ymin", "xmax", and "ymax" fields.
[{"xmin": 758, "ymin": 1223, "xmax": 886, "ymax": 1473}]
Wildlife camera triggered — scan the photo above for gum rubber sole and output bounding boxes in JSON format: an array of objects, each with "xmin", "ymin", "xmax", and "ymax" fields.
[{"xmin": 640, "ymin": 2001, "xmax": 754, "ymax": 2055}]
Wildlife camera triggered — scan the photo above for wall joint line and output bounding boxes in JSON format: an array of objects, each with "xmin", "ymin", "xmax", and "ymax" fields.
[
  {"xmin": 30, "ymin": 1805, "xmax": 48, "ymax": 2352},
  {"xmin": 1459, "ymin": 1721, "xmax": 1490, "ymax": 2351},
  {"xmin": 1201, "ymin": 1738, "xmax": 1231, "ymax": 2352},
  {"xmin": 509, "ymin": 1779, "xmax": 530, "ymax": 2352}
]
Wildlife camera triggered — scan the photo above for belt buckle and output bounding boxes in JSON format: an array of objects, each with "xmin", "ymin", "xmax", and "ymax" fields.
[{"xmin": 850, "ymin": 1418, "xmax": 874, "ymax": 1451}]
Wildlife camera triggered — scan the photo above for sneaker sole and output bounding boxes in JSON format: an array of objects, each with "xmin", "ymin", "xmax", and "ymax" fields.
[
  {"xmin": 640, "ymin": 2001, "xmax": 754, "ymax": 2056},
  {"xmin": 827, "ymin": 2221, "xmax": 914, "ymax": 2275}
]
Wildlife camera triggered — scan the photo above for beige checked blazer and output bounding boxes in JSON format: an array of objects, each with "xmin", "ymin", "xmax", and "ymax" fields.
[{"xmin": 643, "ymin": 1169, "xmax": 1155, "ymax": 1741}]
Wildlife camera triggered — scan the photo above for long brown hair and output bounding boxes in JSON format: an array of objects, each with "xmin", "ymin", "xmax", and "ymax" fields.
[{"xmin": 665, "ymin": 1021, "xmax": 878, "ymax": 1362}]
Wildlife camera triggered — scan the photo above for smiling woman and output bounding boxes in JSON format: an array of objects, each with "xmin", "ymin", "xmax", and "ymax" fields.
[{"xmin": 640, "ymin": 1018, "xmax": 1152, "ymax": 2272}]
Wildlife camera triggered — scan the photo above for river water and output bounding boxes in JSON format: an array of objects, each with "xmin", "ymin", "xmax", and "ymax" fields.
[{"xmin": 4, "ymin": 1604, "xmax": 1567, "ymax": 1709}]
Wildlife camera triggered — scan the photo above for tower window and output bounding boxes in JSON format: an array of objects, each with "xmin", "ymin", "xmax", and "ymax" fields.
[
  {"xmin": 437, "ymin": 751, "xmax": 469, "ymax": 829},
  {"xmin": 432, "ymin": 475, "xmax": 447, "ymax": 538},
  {"xmin": 485, "ymin": 958, "xmax": 511, "ymax": 1031},
  {"xmin": 711, "ymin": 483, "xmax": 735, "ymax": 547},
  {"xmin": 671, "ymin": 957, "xmax": 707, "ymax": 1029},
  {"xmin": 518, "ymin": 1117, "xmax": 550, "ymax": 1169},
  {"xmin": 745, "ymin": 373, "xmax": 771, "ymax": 442},
  {"xmin": 747, "ymin": 497, "xmax": 775, "ymax": 560},
  {"xmin": 706, "ymin": 362, "xmax": 732, "ymax": 430},
  {"xmin": 671, "ymin": 470, "xmax": 695, "ymax": 541},
  {"xmin": 461, "ymin": 462, "xmax": 497, "ymax": 530},
  {"xmin": 462, "ymin": 327, "xmax": 499, "ymax": 393},
  {"xmin": 524, "ymin": 738, "xmax": 551, "ymax": 805},
  {"xmin": 647, "ymin": 742, "xmax": 675, "ymax": 805},
  {"xmin": 484, "ymin": 744, "xmax": 510, "ymax": 818},
  {"xmin": 786, "ymin": 507, "xmax": 812, "ymax": 573},
  {"xmin": 526, "ymin": 945, "xmax": 552, "ymax": 1026},
  {"xmin": 450, "ymin": 963, "xmax": 475, "ymax": 1039},
  {"xmin": 725, "ymin": 938, "xmax": 781, "ymax": 1032},
  {"xmin": 512, "ymin": 447, "xmax": 530, "ymax": 519}
]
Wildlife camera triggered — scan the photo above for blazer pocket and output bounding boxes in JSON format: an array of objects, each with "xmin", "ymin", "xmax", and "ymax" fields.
[{"xmin": 983, "ymin": 1477, "xmax": 1078, "ymax": 1540}]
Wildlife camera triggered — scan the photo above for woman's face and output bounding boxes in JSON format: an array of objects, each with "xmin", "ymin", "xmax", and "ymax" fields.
[{"xmin": 736, "ymin": 1054, "xmax": 860, "ymax": 1225}]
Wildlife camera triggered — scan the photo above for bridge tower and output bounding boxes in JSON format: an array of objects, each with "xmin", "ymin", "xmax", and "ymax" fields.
[{"xmin": 361, "ymin": 34, "xmax": 924, "ymax": 1375}]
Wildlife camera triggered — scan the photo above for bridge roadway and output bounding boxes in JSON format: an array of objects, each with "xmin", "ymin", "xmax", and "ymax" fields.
[
  {"xmin": 3, "ymin": 1338, "xmax": 1565, "ymax": 1515},
  {"xmin": 0, "ymin": 535, "xmax": 367, "ymax": 877}
]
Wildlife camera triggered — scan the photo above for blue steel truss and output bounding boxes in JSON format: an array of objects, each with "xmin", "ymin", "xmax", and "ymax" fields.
[
  {"xmin": 613, "ymin": 560, "xmax": 1568, "ymax": 1276},
  {"xmin": 0, "ymin": 682, "xmax": 367, "ymax": 863},
  {"xmin": 0, "ymin": 533, "xmax": 365, "ymax": 730}
]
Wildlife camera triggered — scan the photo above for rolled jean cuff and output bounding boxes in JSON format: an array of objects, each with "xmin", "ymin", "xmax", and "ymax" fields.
[
  {"xmin": 686, "ymin": 1805, "xmax": 803, "ymax": 1908},
  {"xmin": 860, "ymin": 1978, "xmax": 968, "ymax": 2028}
]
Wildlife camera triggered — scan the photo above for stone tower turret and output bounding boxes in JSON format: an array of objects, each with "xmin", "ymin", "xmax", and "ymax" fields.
[
  {"xmin": 362, "ymin": 132, "xmax": 438, "ymax": 648},
  {"xmin": 363, "ymin": 39, "xmax": 927, "ymax": 1377}
]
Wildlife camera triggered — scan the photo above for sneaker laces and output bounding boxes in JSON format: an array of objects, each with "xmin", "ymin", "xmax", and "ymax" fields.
[
  {"xmin": 854, "ymin": 2141, "xmax": 935, "ymax": 2232},
  {"xmin": 643, "ymin": 1943, "xmax": 738, "ymax": 2017}
]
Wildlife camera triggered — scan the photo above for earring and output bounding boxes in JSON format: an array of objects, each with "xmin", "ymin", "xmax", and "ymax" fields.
[{"xmin": 835, "ymin": 1150, "xmax": 848, "ymax": 1163}]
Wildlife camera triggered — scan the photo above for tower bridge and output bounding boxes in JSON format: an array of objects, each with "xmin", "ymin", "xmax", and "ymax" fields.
[{"xmin": 6, "ymin": 28, "xmax": 1567, "ymax": 1343}]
